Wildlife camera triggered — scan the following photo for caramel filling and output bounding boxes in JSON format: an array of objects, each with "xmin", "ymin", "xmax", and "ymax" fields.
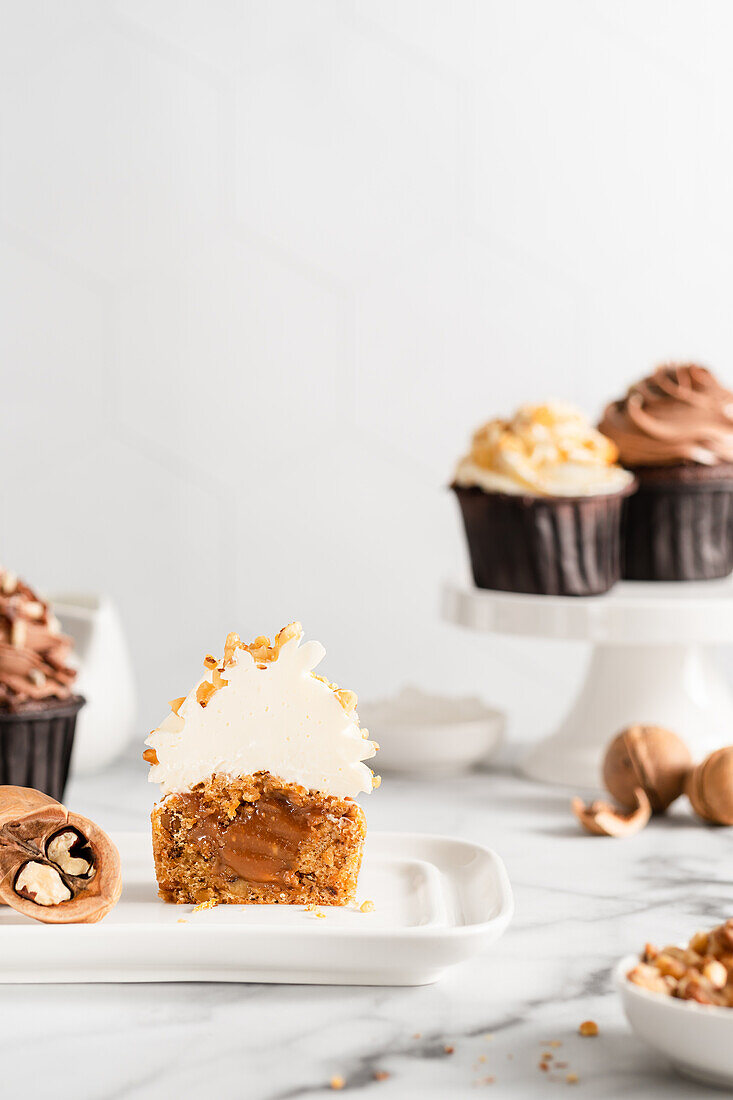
[{"xmin": 170, "ymin": 794, "xmax": 318, "ymax": 887}]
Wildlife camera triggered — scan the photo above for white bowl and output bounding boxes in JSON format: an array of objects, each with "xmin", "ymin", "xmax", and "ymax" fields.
[
  {"xmin": 615, "ymin": 954, "xmax": 733, "ymax": 1088},
  {"xmin": 359, "ymin": 687, "xmax": 504, "ymax": 777}
]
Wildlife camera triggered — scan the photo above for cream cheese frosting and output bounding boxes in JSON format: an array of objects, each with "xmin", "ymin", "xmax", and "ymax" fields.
[
  {"xmin": 146, "ymin": 624, "xmax": 378, "ymax": 800},
  {"xmin": 453, "ymin": 402, "xmax": 635, "ymax": 498}
]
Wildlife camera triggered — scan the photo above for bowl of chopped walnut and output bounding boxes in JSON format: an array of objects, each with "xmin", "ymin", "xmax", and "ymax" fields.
[{"xmin": 616, "ymin": 919, "xmax": 733, "ymax": 1088}]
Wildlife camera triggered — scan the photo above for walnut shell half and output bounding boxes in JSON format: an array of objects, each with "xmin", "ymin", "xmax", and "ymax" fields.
[
  {"xmin": 0, "ymin": 786, "xmax": 121, "ymax": 923},
  {"xmin": 572, "ymin": 787, "xmax": 652, "ymax": 837},
  {"xmin": 603, "ymin": 725, "xmax": 692, "ymax": 813}
]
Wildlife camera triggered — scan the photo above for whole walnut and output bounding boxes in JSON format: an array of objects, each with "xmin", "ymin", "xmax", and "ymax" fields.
[
  {"xmin": 603, "ymin": 725, "xmax": 692, "ymax": 814},
  {"xmin": 686, "ymin": 747, "xmax": 733, "ymax": 826}
]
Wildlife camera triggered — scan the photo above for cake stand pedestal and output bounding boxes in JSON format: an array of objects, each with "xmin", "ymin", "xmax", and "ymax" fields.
[{"xmin": 442, "ymin": 577, "xmax": 733, "ymax": 789}]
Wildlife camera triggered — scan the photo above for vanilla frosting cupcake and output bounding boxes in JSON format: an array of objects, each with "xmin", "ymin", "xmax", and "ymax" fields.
[
  {"xmin": 452, "ymin": 403, "xmax": 636, "ymax": 596},
  {"xmin": 600, "ymin": 365, "xmax": 733, "ymax": 580}
]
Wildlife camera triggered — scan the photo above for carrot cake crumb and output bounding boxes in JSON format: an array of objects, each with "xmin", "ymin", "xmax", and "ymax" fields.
[
  {"xmin": 193, "ymin": 899, "xmax": 219, "ymax": 912},
  {"xmin": 567, "ymin": 1073, "xmax": 579, "ymax": 1084},
  {"xmin": 444, "ymin": 1045, "xmax": 455, "ymax": 1055},
  {"xmin": 579, "ymin": 1020, "xmax": 598, "ymax": 1037},
  {"xmin": 374, "ymin": 1071, "xmax": 389, "ymax": 1081},
  {"xmin": 330, "ymin": 1076, "xmax": 345, "ymax": 1090},
  {"xmin": 360, "ymin": 899, "xmax": 375, "ymax": 913}
]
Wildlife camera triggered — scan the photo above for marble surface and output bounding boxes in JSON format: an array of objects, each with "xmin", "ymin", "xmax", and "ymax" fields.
[{"xmin": 2, "ymin": 748, "xmax": 730, "ymax": 1099}]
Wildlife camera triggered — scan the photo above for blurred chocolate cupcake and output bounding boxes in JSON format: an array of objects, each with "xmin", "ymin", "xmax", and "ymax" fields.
[
  {"xmin": 452, "ymin": 404, "xmax": 636, "ymax": 596},
  {"xmin": 600, "ymin": 365, "xmax": 733, "ymax": 581},
  {"xmin": 0, "ymin": 567, "xmax": 84, "ymax": 799}
]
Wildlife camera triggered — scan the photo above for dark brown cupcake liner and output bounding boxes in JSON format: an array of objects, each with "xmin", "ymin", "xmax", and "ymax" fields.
[
  {"xmin": 453, "ymin": 484, "xmax": 634, "ymax": 596},
  {"xmin": 622, "ymin": 481, "xmax": 733, "ymax": 581},
  {"xmin": 0, "ymin": 696, "xmax": 85, "ymax": 802}
]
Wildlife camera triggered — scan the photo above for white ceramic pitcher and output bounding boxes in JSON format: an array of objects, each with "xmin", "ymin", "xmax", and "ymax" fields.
[{"xmin": 50, "ymin": 594, "xmax": 137, "ymax": 774}]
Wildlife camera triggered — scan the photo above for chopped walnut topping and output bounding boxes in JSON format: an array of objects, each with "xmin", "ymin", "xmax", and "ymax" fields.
[
  {"xmin": 628, "ymin": 919, "xmax": 733, "ymax": 1006},
  {"xmin": 196, "ymin": 681, "xmax": 217, "ymax": 707},
  {"xmin": 335, "ymin": 688, "xmax": 358, "ymax": 714},
  {"xmin": 212, "ymin": 666, "xmax": 228, "ymax": 690},
  {"xmin": 142, "ymin": 748, "xmax": 158, "ymax": 765},
  {"xmin": 275, "ymin": 621, "xmax": 301, "ymax": 649},
  {"xmin": 223, "ymin": 632, "xmax": 241, "ymax": 664},
  {"xmin": 169, "ymin": 696, "xmax": 186, "ymax": 716},
  {"xmin": 372, "ymin": 775, "xmax": 382, "ymax": 789},
  {"xmin": 203, "ymin": 654, "xmax": 218, "ymax": 670}
]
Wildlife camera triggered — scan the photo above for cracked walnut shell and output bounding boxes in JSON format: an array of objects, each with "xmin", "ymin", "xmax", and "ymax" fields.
[{"xmin": 0, "ymin": 786, "xmax": 121, "ymax": 923}]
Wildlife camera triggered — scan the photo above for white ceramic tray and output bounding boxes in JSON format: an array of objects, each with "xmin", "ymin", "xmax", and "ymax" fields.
[{"xmin": 0, "ymin": 831, "xmax": 513, "ymax": 986}]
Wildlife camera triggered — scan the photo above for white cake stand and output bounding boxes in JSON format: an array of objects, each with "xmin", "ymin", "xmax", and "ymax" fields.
[{"xmin": 442, "ymin": 576, "xmax": 733, "ymax": 789}]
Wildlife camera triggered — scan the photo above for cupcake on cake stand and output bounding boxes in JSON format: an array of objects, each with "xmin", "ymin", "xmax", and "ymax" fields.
[{"xmin": 442, "ymin": 576, "xmax": 733, "ymax": 788}]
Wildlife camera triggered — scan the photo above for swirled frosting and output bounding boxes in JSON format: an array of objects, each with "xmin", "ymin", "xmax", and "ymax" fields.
[
  {"xmin": 453, "ymin": 402, "xmax": 634, "ymax": 498},
  {"xmin": 599, "ymin": 365, "xmax": 733, "ymax": 467},
  {"xmin": 0, "ymin": 567, "xmax": 77, "ymax": 712}
]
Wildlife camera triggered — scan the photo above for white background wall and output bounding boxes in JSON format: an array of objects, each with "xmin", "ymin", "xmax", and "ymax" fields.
[{"xmin": 2, "ymin": 0, "xmax": 733, "ymax": 743}]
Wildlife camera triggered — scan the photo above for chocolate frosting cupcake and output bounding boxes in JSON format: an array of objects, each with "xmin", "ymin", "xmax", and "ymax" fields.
[
  {"xmin": 600, "ymin": 365, "xmax": 733, "ymax": 581},
  {"xmin": 0, "ymin": 567, "xmax": 84, "ymax": 799},
  {"xmin": 599, "ymin": 364, "xmax": 733, "ymax": 470},
  {"xmin": 0, "ymin": 569, "xmax": 78, "ymax": 713}
]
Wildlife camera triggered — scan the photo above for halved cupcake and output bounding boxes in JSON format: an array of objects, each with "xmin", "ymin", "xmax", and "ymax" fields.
[
  {"xmin": 599, "ymin": 365, "xmax": 733, "ymax": 581},
  {"xmin": 452, "ymin": 403, "xmax": 636, "ymax": 596},
  {"xmin": 145, "ymin": 623, "xmax": 378, "ymax": 906}
]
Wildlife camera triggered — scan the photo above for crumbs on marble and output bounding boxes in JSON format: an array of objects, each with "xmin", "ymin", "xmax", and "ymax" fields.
[
  {"xmin": 193, "ymin": 899, "xmax": 219, "ymax": 912},
  {"xmin": 359, "ymin": 899, "xmax": 375, "ymax": 913},
  {"xmin": 330, "ymin": 1075, "xmax": 345, "ymax": 1090},
  {"xmin": 579, "ymin": 1020, "xmax": 598, "ymax": 1037},
  {"xmin": 176, "ymin": 918, "xmax": 188, "ymax": 924},
  {"xmin": 412, "ymin": 1032, "xmax": 421, "ymax": 1039},
  {"xmin": 373, "ymin": 1071, "xmax": 389, "ymax": 1082},
  {"xmin": 444, "ymin": 1045, "xmax": 455, "ymax": 1055},
  {"xmin": 536, "ymin": 1041, "xmax": 582, "ymax": 1085}
]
